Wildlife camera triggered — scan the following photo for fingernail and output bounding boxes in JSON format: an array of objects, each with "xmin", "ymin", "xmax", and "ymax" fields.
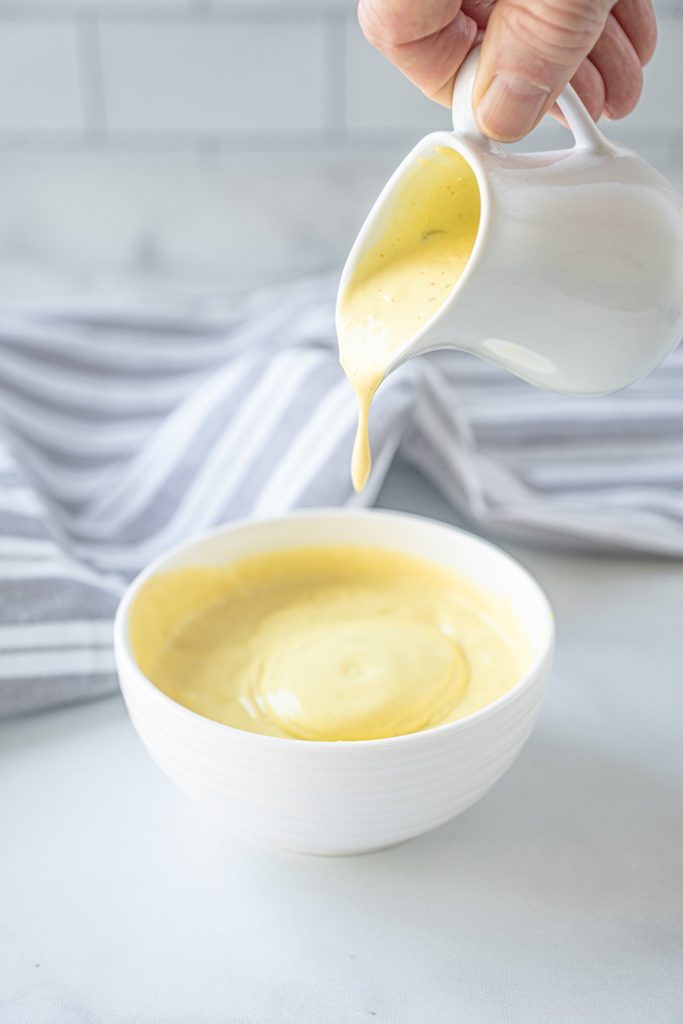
[{"xmin": 476, "ymin": 72, "xmax": 550, "ymax": 141}]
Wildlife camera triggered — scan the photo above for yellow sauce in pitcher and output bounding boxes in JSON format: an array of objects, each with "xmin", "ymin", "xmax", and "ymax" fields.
[
  {"xmin": 130, "ymin": 545, "xmax": 529, "ymax": 742},
  {"xmin": 337, "ymin": 147, "xmax": 481, "ymax": 491}
]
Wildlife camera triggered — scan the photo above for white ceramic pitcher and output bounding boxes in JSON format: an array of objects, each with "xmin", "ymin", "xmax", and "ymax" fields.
[{"xmin": 338, "ymin": 48, "xmax": 683, "ymax": 395}]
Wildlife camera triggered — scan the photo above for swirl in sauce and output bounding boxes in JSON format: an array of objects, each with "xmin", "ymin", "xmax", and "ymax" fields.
[{"xmin": 130, "ymin": 546, "xmax": 529, "ymax": 742}]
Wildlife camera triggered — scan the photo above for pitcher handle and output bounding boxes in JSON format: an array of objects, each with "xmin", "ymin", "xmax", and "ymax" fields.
[{"xmin": 452, "ymin": 45, "xmax": 607, "ymax": 152}]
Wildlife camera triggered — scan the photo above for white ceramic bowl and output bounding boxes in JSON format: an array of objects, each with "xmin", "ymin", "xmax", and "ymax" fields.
[{"xmin": 114, "ymin": 510, "xmax": 554, "ymax": 855}]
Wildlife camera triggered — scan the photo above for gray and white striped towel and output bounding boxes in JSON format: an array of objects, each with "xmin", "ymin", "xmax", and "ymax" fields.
[{"xmin": 1, "ymin": 273, "xmax": 682, "ymax": 718}]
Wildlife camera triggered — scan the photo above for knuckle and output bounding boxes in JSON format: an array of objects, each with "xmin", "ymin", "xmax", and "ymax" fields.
[{"xmin": 501, "ymin": 0, "xmax": 608, "ymax": 66}]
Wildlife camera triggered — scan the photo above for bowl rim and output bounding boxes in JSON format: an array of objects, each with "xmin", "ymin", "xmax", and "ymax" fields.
[{"xmin": 114, "ymin": 507, "xmax": 555, "ymax": 750}]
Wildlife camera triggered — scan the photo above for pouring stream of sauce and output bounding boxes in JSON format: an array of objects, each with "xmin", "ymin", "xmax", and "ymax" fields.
[{"xmin": 337, "ymin": 146, "xmax": 481, "ymax": 490}]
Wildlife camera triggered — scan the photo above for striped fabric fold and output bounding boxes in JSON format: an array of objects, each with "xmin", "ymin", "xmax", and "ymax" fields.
[{"xmin": 0, "ymin": 273, "xmax": 681, "ymax": 717}]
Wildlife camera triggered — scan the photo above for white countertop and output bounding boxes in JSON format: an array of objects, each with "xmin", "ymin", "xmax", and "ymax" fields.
[{"xmin": 2, "ymin": 460, "xmax": 682, "ymax": 1024}]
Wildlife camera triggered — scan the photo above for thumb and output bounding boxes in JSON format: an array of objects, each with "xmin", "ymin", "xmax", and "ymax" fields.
[{"xmin": 472, "ymin": 0, "xmax": 612, "ymax": 141}]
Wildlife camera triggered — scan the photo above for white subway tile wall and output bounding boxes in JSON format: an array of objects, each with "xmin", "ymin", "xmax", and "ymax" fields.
[
  {"xmin": 0, "ymin": 0, "xmax": 681, "ymax": 285},
  {"xmin": 0, "ymin": 22, "xmax": 82, "ymax": 132},
  {"xmin": 100, "ymin": 21, "xmax": 327, "ymax": 134}
]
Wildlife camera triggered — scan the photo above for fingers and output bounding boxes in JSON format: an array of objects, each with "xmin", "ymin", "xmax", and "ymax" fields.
[
  {"xmin": 358, "ymin": 0, "xmax": 464, "ymax": 48},
  {"xmin": 612, "ymin": 0, "xmax": 657, "ymax": 65},
  {"xmin": 558, "ymin": 3, "xmax": 652, "ymax": 125},
  {"xmin": 359, "ymin": 0, "xmax": 657, "ymax": 134},
  {"xmin": 473, "ymin": 0, "xmax": 613, "ymax": 141},
  {"xmin": 359, "ymin": 0, "xmax": 479, "ymax": 105},
  {"xmin": 589, "ymin": 12, "xmax": 643, "ymax": 118}
]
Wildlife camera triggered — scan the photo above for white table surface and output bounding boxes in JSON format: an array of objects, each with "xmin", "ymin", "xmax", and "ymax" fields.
[{"xmin": 2, "ymin": 460, "xmax": 682, "ymax": 1024}]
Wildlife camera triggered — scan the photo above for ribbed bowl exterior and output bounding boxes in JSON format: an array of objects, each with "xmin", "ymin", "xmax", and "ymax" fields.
[{"xmin": 115, "ymin": 511, "xmax": 554, "ymax": 856}]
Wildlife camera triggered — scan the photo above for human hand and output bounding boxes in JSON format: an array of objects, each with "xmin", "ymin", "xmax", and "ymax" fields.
[{"xmin": 358, "ymin": 0, "xmax": 657, "ymax": 141}]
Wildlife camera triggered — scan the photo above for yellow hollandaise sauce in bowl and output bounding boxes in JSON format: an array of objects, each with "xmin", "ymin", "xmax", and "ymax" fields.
[{"xmin": 129, "ymin": 544, "xmax": 529, "ymax": 743}]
